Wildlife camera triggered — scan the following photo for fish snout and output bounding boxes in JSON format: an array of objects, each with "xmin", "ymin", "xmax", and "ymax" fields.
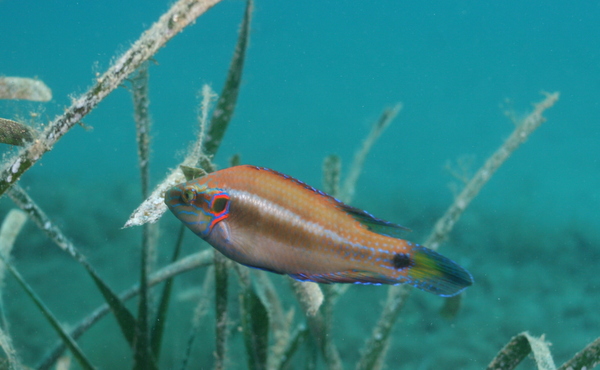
[{"xmin": 164, "ymin": 186, "xmax": 184, "ymax": 209}]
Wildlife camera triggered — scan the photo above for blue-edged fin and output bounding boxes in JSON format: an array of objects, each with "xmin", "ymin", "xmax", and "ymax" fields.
[
  {"xmin": 289, "ymin": 270, "xmax": 400, "ymax": 286},
  {"xmin": 338, "ymin": 203, "xmax": 411, "ymax": 237},
  {"xmin": 265, "ymin": 166, "xmax": 410, "ymax": 237},
  {"xmin": 407, "ymin": 245, "xmax": 473, "ymax": 297}
]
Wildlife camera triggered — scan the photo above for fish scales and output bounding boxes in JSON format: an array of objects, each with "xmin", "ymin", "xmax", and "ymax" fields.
[
  {"xmin": 182, "ymin": 166, "xmax": 406, "ymax": 275},
  {"xmin": 165, "ymin": 165, "xmax": 473, "ymax": 296}
]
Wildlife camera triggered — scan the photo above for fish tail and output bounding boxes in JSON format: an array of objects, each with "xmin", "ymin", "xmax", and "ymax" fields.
[{"xmin": 407, "ymin": 245, "xmax": 473, "ymax": 297}]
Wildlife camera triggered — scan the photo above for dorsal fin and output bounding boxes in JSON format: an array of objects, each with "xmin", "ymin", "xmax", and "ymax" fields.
[
  {"xmin": 338, "ymin": 203, "xmax": 411, "ymax": 237},
  {"xmin": 250, "ymin": 166, "xmax": 410, "ymax": 237}
]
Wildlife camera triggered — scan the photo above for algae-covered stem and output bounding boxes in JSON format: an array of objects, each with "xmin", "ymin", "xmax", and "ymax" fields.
[
  {"xmin": 425, "ymin": 92, "xmax": 560, "ymax": 251},
  {"xmin": 213, "ymin": 252, "xmax": 229, "ymax": 370},
  {"xmin": 340, "ymin": 103, "xmax": 402, "ymax": 203},
  {"xmin": 0, "ymin": 0, "xmax": 223, "ymax": 197},
  {"xmin": 132, "ymin": 63, "xmax": 152, "ymax": 198},
  {"xmin": 123, "ymin": 84, "xmax": 218, "ymax": 228},
  {"xmin": 181, "ymin": 266, "xmax": 215, "ymax": 370},
  {"xmin": 7, "ymin": 184, "xmax": 142, "ymax": 349},
  {"xmin": 486, "ymin": 332, "xmax": 556, "ymax": 370},
  {"xmin": 0, "ymin": 210, "xmax": 28, "ymax": 369},
  {"xmin": 289, "ymin": 280, "xmax": 342, "ymax": 370}
]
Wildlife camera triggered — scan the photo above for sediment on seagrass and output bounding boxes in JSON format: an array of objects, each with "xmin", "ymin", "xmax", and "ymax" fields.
[
  {"xmin": 0, "ymin": 77, "xmax": 52, "ymax": 102},
  {"xmin": 486, "ymin": 332, "xmax": 555, "ymax": 370},
  {"xmin": 123, "ymin": 84, "xmax": 217, "ymax": 228}
]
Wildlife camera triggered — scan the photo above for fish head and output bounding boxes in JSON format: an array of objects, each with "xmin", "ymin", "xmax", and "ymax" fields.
[{"xmin": 164, "ymin": 182, "xmax": 231, "ymax": 238}]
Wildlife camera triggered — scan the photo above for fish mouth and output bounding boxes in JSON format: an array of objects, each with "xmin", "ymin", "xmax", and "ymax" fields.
[{"xmin": 164, "ymin": 186, "xmax": 184, "ymax": 209}]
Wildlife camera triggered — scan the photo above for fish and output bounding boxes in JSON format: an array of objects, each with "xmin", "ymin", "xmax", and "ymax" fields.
[{"xmin": 164, "ymin": 165, "xmax": 473, "ymax": 297}]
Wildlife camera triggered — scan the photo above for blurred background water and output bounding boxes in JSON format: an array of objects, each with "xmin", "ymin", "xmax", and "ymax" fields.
[{"xmin": 0, "ymin": 0, "xmax": 599, "ymax": 368}]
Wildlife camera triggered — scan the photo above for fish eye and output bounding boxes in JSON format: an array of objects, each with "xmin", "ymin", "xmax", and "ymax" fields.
[
  {"xmin": 212, "ymin": 197, "xmax": 229, "ymax": 213},
  {"xmin": 182, "ymin": 188, "xmax": 196, "ymax": 204}
]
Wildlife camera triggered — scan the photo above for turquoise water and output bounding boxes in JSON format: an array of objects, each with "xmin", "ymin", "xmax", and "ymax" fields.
[{"xmin": 1, "ymin": 0, "xmax": 599, "ymax": 368}]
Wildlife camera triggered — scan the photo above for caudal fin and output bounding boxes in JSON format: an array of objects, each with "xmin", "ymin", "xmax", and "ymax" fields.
[{"xmin": 407, "ymin": 245, "xmax": 473, "ymax": 297}]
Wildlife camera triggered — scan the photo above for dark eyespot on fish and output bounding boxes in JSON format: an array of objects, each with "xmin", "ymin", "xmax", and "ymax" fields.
[
  {"xmin": 392, "ymin": 253, "xmax": 412, "ymax": 269},
  {"xmin": 164, "ymin": 165, "xmax": 473, "ymax": 297}
]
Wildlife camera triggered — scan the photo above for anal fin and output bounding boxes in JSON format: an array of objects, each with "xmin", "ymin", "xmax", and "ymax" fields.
[{"xmin": 289, "ymin": 270, "xmax": 403, "ymax": 286}]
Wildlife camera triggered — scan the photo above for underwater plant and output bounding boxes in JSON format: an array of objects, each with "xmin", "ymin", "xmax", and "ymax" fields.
[{"xmin": 0, "ymin": 0, "xmax": 598, "ymax": 369}]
